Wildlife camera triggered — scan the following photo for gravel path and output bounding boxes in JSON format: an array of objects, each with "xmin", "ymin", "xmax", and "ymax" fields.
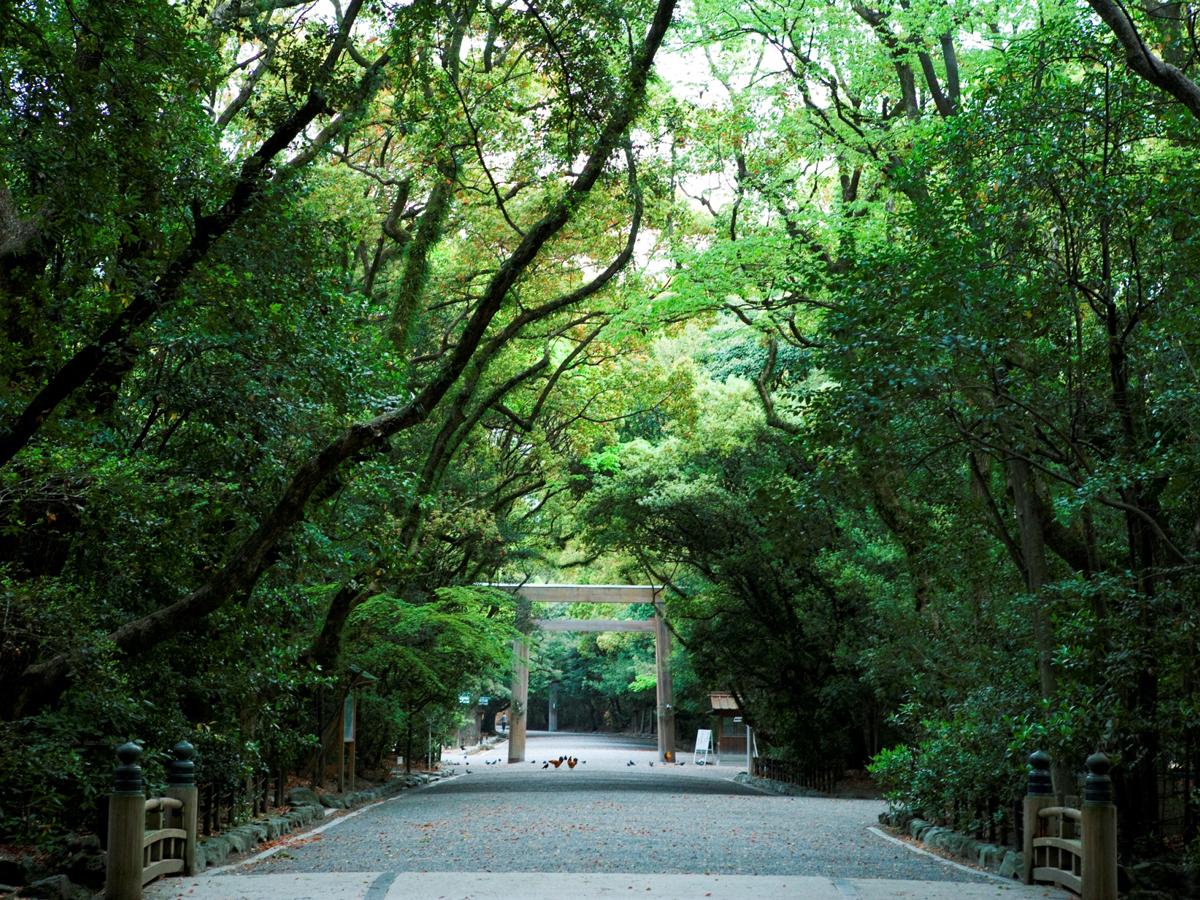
[{"xmin": 233, "ymin": 733, "xmax": 992, "ymax": 883}]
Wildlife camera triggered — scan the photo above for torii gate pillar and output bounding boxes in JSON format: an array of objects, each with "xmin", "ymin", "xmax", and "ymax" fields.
[
  {"xmin": 654, "ymin": 609, "xmax": 676, "ymax": 760},
  {"xmin": 507, "ymin": 636, "xmax": 529, "ymax": 764}
]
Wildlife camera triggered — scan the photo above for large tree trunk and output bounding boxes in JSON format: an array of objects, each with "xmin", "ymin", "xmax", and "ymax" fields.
[
  {"xmin": 405, "ymin": 719, "xmax": 413, "ymax": 774},
  {"xmin": 1006, "ymin": 455, "xmax": 1074, "ymax": 795},
  {"xmin": 1106, "ymin": 310, "xmax": 1163, "ymax": 846}
]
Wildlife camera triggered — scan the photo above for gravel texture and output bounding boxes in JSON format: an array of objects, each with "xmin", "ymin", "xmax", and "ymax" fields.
[{"xmin": 232, "ymin": 732, "xmax": 993, "ymax": 884}]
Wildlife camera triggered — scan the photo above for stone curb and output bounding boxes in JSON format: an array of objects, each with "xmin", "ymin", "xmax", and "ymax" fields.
[
  {"xmin": 732, "ymin": 772, "xmax": 826, "ymax": 797},
  {"xmin": 195, "ymin": 772, "xmax": 444, "ymax": 872},
  {"xmin": 877, "ymin": 809, "xmax": 1022, "ymax": 880},
  {"xmin": 878, "ymin": 810, "xmax": 1200, "ymax": 897}
]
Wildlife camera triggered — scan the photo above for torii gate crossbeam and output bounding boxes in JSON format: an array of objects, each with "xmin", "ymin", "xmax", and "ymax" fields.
[{"xmin": 479, "ymin": 584, "xmax": 675, "ymax": 762}]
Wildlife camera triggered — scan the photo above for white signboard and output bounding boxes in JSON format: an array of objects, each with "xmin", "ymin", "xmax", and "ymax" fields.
[
  {"xmin": 693, "ymin": 728, "xmax": 714, "ymax": 765},
  {"xmin": 343, "ymin": 695, "xmax": 355, "ymax": 743}
]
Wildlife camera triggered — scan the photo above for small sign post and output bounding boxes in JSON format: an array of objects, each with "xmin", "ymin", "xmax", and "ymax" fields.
[
  {"xmin": 340, "ymin": 693, "xmax": 356, "ymax": 792},
  {"xmin": 693, "ymin": 728, "xmax": 714, "ymax": 766}
]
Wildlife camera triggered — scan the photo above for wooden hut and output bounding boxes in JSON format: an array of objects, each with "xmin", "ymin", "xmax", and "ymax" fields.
[{"xmin": 709, "ymin": 691, "xmax": 748, "ymax": 756}]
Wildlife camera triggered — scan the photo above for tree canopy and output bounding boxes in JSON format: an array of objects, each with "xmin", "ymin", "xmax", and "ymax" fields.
[{"xmin": 3, "ymin": 0, "xmax": 1200, "ymax": 868}]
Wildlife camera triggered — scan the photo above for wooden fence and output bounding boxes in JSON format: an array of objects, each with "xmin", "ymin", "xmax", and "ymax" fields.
[
  {"xmin": 1158, "ymin": 747, "xmax": 1199, "ymax": 848},
  {"xmin": 198, "ymin": 766, "xmax": 284, "ymax": 836},
  {"xmin": 105, "ymin": 741, "xmax": 198, "ymax": 900},
  {"xmin": 752, "ymin": 756, "xmax": 840, "ymax": 793},
  {"xmin": 1022, "ymin": 750, "xmax": 1117, "ymax": 900}
]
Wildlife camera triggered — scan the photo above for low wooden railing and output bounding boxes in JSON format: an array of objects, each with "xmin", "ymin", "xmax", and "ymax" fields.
[
  {"xmin": 199, "ymin": 765, "xmax": 283, "ymax": 836},
  {"xmin": 752, "ymin": 756, "xmax": 840, "ymax": 793},
  {"xmin": 1022, "ymin": 750, "xmax": 1117, "ymax": 900},
  {"xmin": 106, "ymin": 740, "xmax": 198, "ymax": 900}
]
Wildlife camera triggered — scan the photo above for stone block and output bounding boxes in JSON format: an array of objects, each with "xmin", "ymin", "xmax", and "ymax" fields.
[
  {"xmin": 63, "ymin": 834, "xmax": 100, "ymax": 853},
  {"xmin": 908, "ymin": 818, "xmax": 929, "ymax": 839},
  {"xmin": 201, "ymin": 836, "xmax": 231, "ymax": 866},
  {"xmin": 939, "ymin": 833, "xmax": 965, "ymax": 855},
  {"xmin": 1128, "ymin": 860, "xmax": 1192, "ymax": 897},
  {"xmin": 998, "ymin": 850, "xmax": 1023, "ymax": 880},
  {"xmin": 936, "ymin": 830, "xmax": 965, "ymax": 856},
  {"xmin": 18, "ymin": 874, "xmax": 89, "ymax": 899},
  {"xmin": 958, "ymin": 838, "xmax": 980, "ymax": 862},
  {"xmin": 230, "ymin": 828, "xmax": 258, "ymax": 853},
  {"xmin": 63, "ymin": 847, "xmax": 105, "ymax": 889},
  {"xmin": 286, "ymin": 787, "xmax": 321, "ymax": 808},
  {"xmin": 974, "ymin": 843, "xmax": 998, "ymax": 869},
  {"xmin": 267, "ymin": 816, "xmax": 290, "ymax": 839}
]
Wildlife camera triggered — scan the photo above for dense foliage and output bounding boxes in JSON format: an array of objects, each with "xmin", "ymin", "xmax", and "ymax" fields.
[
  {"xmin": 3, "ymin": 0, "xmax": 1199, "ymax": 871},
  {"xmin": 568, "ymin": 0, "xmax": 1200, "ymax": 861},
  {"xmin": 0, "ymin": 0, "xmax": 677, "ymax": 846}
]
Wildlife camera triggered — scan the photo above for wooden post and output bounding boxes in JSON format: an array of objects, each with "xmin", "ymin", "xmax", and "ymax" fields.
[
  {"xmin": 346, "ymin": 690, "xmax": 358, "ymax": 791},
  {"xmin": 314, "ymin": 690, "xmax": 325, "ymax": 789},
  {"xmin": 1022, "ymin": 750, "xmax": 1055, "ymax": 885},
  {"xmin": 654, "ymin": 608, "xmax": 675, "ymax": 762},
  {"xmin": 1081, "ymin": 752, "xmax": 1118, "ymax": 900},
  {"xmin": 507, "ymin": 636, "xmax": 529, "ymax": 763},
  {"xmin": 164, "ymin": 741, "xmax": 198, "ymax": 876},
  {"xmin": 336, "ymin": 696, "xmax": 345, "ymax": 792},
  {"xmin": 508, "ymin": 595, "xmax": 531, "ymax": 764},
  {"xmin": 548, "ymin": 681, "xmax": 558, "ymax": 733},
  {"xmin": 106, "ymin": 742, "xmax": 145, "ymax": 900}
]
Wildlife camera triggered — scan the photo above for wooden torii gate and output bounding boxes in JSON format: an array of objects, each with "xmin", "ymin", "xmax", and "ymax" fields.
[{"xmin": 482, "ymin": 584, "xmax": 675, "ymax": 763}]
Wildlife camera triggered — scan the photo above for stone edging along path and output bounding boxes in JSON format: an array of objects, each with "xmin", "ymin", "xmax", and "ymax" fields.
[
  {"xmin": 736, "ymin": 774, "xmax": 1023, "ymax": 881},
  {"xmin": 196, "ymin": 772, "xmax": 449, "ymax": 872},
  {"xmin": 876, "ymin": 809, "xmax": 1023, "ymax": 881},
  {"xmin": 731, "ymin": 772, "xmax": 824, "ymax": 797}
]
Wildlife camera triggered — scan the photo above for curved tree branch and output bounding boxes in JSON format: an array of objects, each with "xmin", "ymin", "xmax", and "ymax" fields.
[
  {"xmin": 10, "ymin": 0, "xmax": 677, "ymax": 718},
  {"xmin": 1088, "ymin": 0, "xmax": 1200, "ymax": 120}
]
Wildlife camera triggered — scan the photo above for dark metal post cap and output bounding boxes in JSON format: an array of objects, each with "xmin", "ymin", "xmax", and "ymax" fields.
[
  {"xmin": 1027, "ymin": 749, "xmax": 1053, "ymax": 796},
  {"xmin": 1084, "ymin": 751, "xmax": 1113, "ymax": 804},
  {"xmin": 113, "ymin": 741, "xmax": 144, "ymax": 794},
  {"xmin": 167, "ymin": 740, "xmax": 197, "ymax": 785}
]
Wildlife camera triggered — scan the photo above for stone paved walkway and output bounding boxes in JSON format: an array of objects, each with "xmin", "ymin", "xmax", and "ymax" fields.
[
  {"xmin": 147, "ymin": 732, "xmax": 1061, "ymax": 899},
  {"xmin": 151, "ymin": 871, "xmax": 1061, "ymax": 899}
]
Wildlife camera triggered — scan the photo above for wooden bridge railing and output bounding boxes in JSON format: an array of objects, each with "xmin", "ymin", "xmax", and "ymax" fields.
[
  {"xmin": 1022, "ymin": 750, "xmax": 1117, "ymax": 900},
  {"xmin": 106, "ymin": 740, "xmax": 198, "ymax": 900}
]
